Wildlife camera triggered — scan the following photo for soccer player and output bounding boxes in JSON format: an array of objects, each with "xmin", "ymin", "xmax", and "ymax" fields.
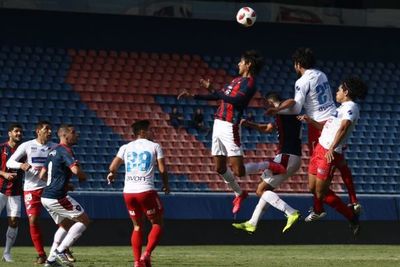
[
  {"xmin": 178, "ymin": 51, "xmax": 284, "ymax": 214},
  {"xmin": 0, "ymin": 123, "xmax": 24, "ymax": 262},
  {"xmin": 39, "ymin": 124, "xmax": 89, "ymax": 267},
  {"xmin": 6, "ymin": 120, "xmax": 57, "ymax": 263},
  {"xmin": 298, "ymin": 77, "xmax": 367, "ymax": 236},
  {"xmin": 107, "ymin": 120, "xmax": 170, "ymax": 267},
  {"xmin": 267, "ymin": 48, "xmax": 361, "ymax": 219},
  {"xmin": 232, "ymin": 92, "xmax": 301, "ymax": 234}
]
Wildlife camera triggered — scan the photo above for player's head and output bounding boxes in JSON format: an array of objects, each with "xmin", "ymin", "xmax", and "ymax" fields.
[
  {"xmin": 8, "ymin": 123, "xmax": 23, "ymax": 144},
  {"xmin": 264, "ymin": 91, "xmax": 282, "ymax": 108},
  {"xmin": 292, "ymin": 47, "xmax": 316, "ymax": 76},
  {"xmin": 239, "ymin": 50, "xmax": 264, "ymax": 76},
  {"xmin": 58, "ymin": 124, "xmax": 79, "ymax": 146},
  {"xmin": 35, "ymin": 120, "xmax": 52, "ymax": 143},
  {"xmin": 131, "ymin": 120, "xmax": 151, "ymax": 139},
  {"xmin": 336, "ymin": 77, "xmax": 368, "ymax": 103}
]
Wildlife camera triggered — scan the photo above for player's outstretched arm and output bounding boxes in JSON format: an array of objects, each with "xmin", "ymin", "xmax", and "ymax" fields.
[
  {"xmin": 241, "ymin": 119, "xmax": 274, "ymax": 133},
  {"xmin": 0, "ymin": 171, "xmax": 17, "ymax": 181},
  {"xmin": 157, "ymin": 158, "xmax": 170, "ymax": 194},
  {"xmin": 6, "ymin": 142, "xmax": 30, "ymax": 170},
  {"xmin": 297, "ymin": 114, "xmax": 324, "ymax": 130},
  {"xmin": 325, "ymin": 119, "xmax": 352, "ymax": 163},
  {"xmin": 266, "ymin": 99, "xmax": 299, "ymax": 115},
  {"xmin": 70, "ymin": 165, "xmax": 87, "ymax": 182},
  {"xmin": 107, "ymin": 157, "xmax": 123, "ymax": 184}
]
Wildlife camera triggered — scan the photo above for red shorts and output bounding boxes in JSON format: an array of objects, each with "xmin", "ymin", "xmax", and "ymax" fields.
[
  {"xmin": 123, "ymin": 190, "xmax": 163, "ymax": 221},
  {"xmin": 307, "ymin": 123, "xmax": 324, "ymax": 155},
  {"xmin": 308, "ymin": 144, "xmax": 344, "ymax": 180},
  {"xmin": 24, "ymin": 188, "xmax": 44, "ymax": 216}
]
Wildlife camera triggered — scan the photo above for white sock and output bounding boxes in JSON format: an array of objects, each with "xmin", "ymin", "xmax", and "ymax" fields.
[
  {"xmin": 57, "ymin": 222, "xmax": 87, "ymax": 253},
  {"xmin": 248, "ymin": 198, "xmax": 270, "ymax": 226},
  {"xmin": 245, "ymin": 162, "xmax": 268, "ymax": 175},
  {"xmin": 220, "ymin": 169, "xmax": 242, "ymax": 196},
  {"xmin": 48, "ymin": 227, "xmax": 68, "ymax": 262},
  {"xmin": 261, "ymin": 191, "xmax": 296, "ymax": 216},
  {"xmin": 4, "ymin": 226, "xmax": 18, "ymax": 254}
]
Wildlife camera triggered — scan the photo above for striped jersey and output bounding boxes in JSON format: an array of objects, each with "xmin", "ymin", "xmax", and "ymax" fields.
[
  {"xmin": 0, "ymin": 142, "xmax": 23, "ymax": 196},
  {"xmin": 194, "ymin": 76, "xmax": 256, "ymax": 124}
]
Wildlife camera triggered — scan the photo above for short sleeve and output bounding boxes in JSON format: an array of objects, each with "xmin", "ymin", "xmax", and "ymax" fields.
[
  {"xmin": 155, "ymin": 143, "xmax": 164, "ymax": 159},
  {"xmin": 342, "ymin": 105, "xmax": 359, "ymax": 122},
  {"xmin": 293, "ymin": 80, "xmax": 307, "ymax": 108},
  {"xmin": 62, "ymin": 149, "xmax": 78, "ymax": 169},
  {"xmin": 116, "ymin": 145, "xmax": 127, "ymax": 161}
]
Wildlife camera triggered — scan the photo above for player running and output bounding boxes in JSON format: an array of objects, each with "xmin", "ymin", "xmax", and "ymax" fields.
[
  {"xmin": 178, "ymin": 51, "xmax": 285, "ymax": 214},
  {"xmin": 298, "ymin": 77, "xmax": 367, "ymax": 236},
  {"xmin": 0, "ymin": 123, "xmax": 24, "ymax": 262},
  {"xmin": 107, "ymin": 120, "xmax": 170, "ymax": 267},
  {"xmin": 6, "ymin": 121, "xmax": 57, "ymax": 263},
  {"xmin": 267, "ymin": 48, "xmax": 361, "ymax": 219},
  {"xmin": 232, "ymin": 92, "xmax": 302, "ymax": 234}
]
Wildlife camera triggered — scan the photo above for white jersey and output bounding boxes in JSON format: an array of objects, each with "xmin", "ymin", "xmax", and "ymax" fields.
[
  {"xmin": 116, "ymin": 138, "xmax": 164, "ymax": 193},
  {"xmin": 6, "ymin": 139, "xmax": 57, "ymax": 191},
  {"xmin": 319, "ymin": 101, "xmax": 359, "ymax": 154},
  {"xmin": 294, "ymin": 69, "xmax": 336, "ymax": 121}
]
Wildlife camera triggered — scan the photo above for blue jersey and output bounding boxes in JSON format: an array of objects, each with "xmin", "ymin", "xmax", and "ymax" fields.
[{"xmin": 42, "ymin": 145, "xmax": 78, "ymax": 199}]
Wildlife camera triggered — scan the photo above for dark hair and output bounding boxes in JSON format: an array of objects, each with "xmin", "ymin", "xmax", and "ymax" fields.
[
  {"xmin": 292, "ymin": 47, "xmax": 315, "ymax": 69},
  {"xmin": 341, "ymin": 77, "xmax": 368, "ymax": 101},
  {"xmin": 241, "ymin": 50, "xmax": 265, "ymax": 76},
  {"xmin": 131, "ymin": 120, "xmax": 150, "ymax": 135},
  {"xmin": 8, "ymin": 123, "xmax": 23, "ymax": 132},
  {"xmin": 264, "ymin": 91, "xmax": 282, "ymax": 102},
  {"xmin": 35, "ymin": 120, "xmax": 51, "ymax": 131}
]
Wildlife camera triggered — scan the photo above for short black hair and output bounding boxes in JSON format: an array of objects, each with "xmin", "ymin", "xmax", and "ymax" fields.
[
  {"xmin": 264, "ymin": 91, "xmax": 282, "ymax": 102},
  {"xmin": 241, "ymin": 50, "xmax": 265, "ymax": 76},
  {"xmin": 131, "ymin": 120, "xmax": 150, "ymax": 135},
  {"xmin": 8, "ymin": 123, "xmax": 23, "ymax": 132},
  {"xmin": 35, "ymin": 120, "xmax": 51, "ymax": 131},
  {"xmin": 292, "ymin": 47, "xmax": 316, "ymax": 69},
  {"xmin": 341, "ymin": 77, "xmax": 368, "ymax": 101}
]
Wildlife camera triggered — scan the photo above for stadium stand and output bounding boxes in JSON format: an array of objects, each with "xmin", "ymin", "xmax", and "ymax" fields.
[{"xmin": 0, "ymin": 45, "xmax": 399, "ymax": 195}]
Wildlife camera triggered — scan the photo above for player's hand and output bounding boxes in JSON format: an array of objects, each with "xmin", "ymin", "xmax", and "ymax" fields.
[
  {"xmin": 297, "ymin": 114, "xmax": 311, "ymax": 123},
  {"xmin": 66, "ymin": 183, "xmax": 75, "ymax": 191},
  {"xmin": 325, "ymin": 149, "xmax": 335, "ymax": 163},
  {"xmin": 5, "ymin": 173, "xmax": 17, "ymax": 181},
  {"xmin": 199, "ymin": 78, "xmax": 211, "ymax": 90},
  {"xmin": 177, "ymin": 89, "xmax": 193, "ymax": 100},
  {"xmin": 162, "ymin": 185, "xmax": 170, "ymax": 195},
  {"xmin": 107, "ymin": 172, "xmax": 116, "ymax": 185},
  {"xmin": 265, "ymin": 107, "xmax": 279, "ymax": 116},
  {"xmin": 240, "ymin": 119, "xmax": 247, "ymax": 126},
  {"xmin": 20, "ymin": 163, "xmax": 31, "ymax": 172},
  {"xmin": 27, "ymin": 167, "xmax": 41, "ymax": 176}
]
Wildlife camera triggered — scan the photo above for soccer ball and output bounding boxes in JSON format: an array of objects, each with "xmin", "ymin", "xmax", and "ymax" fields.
[{"xmin": 236, "ymin": 7, "xmax": 257, "ymax": 27}]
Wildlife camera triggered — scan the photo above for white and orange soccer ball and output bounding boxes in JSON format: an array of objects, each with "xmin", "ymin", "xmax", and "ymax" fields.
[{"xmin": 236, "ymin": 7, "xmax": 257, "ymax": 27}]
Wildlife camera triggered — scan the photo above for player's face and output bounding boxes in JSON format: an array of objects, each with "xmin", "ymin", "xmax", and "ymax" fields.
[
  {"xmin": 335, "ymin": 85, "xmax": 347, "ymax": 103},
  {"xmin": 238, "ymin": 58, "xmax": 250, "ymax": 76},
  {"xmin": 66, "ymin": 128, "xmax": 79, "ymax": 145},
  {"xmin": 294, "ymin": 62, "xmax": 301, "ymax": 77},
  {"xmin": 37, "ymin": 124, "xmax": 52, "ymax": 142},
  {"xmin": 9, "ymin": 127, "xmax": 23, "ymax": 143}
]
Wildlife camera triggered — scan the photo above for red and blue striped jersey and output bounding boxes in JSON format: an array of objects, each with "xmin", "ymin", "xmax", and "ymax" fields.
[
  {"xmin": 194, "ymin": 76, "xmax": 256, "ymax": 124},
  {"xmin": 0, "ymin": 142, "xmax": 23, "ymax": 196}
]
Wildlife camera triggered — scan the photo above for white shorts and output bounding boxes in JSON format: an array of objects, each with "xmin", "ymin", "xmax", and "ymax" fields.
[
  {"xmin": 261, "ymin": 154, "xmax": 301, "ymax": 188},
  {"xmin": 41, "ymin": 195, "xmax": 85, "ymax": 224},
  {"xmin": 212, "ymin": 119, "xmax": 243, "ymax": 157},
  {"xmin": 0, "ymin": 193, "xmax": 21, "ymax": 217}
]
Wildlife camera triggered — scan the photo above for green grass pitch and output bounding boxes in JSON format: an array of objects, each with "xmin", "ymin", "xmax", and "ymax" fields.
[{"xmin": 6, "ymin": 245, "xmax": 400, "ymax": 267}]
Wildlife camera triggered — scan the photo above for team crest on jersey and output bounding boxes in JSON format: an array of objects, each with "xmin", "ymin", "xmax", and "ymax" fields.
[
  {"xmin": 347, "ymin": 110, "xmax": 353, "ymax": 115},
  {"xmin": 49, "ymin": 150, "xmax": 57, "ymax": 156}
]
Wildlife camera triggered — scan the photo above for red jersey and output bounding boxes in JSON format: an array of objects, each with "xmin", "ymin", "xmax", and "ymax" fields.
[{"xmin": 0, "ymin": 142, "xmax": 23, "ymax": 196}]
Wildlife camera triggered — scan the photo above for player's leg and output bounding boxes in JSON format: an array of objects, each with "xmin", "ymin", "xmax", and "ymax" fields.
[
  {"xmin": 3, "ymin": 195, "xmax": 21, "ymax": 262},
  {"xmin": 336, "ymin": 156, "xmax": 360, "ymax": 212},
  {"xmin": 24, "ymin": 189, "xmax": 47, "ymax": 263},
  {"xmin": 47, "ymin": 221, "xmax": 71, "ymax": 262}
]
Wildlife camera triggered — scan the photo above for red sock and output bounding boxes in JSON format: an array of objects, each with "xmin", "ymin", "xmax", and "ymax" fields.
[
  {"xmin": 29, "ymin": 224, "xmax": 45, "ymax": 256},
  {"xmin": 338, "ymin": 164, "xmax": 358, "ymax": 204},
  {"xmin": 131, "ymin": 229, "xmax": 143, "ymax": 262},
  {"xmin": 323, "ymin": 189, "xmax": 354, "ymax": 221},
  {"xmin": 145, "ymin": 224, "xmax": 163, "ymax": 255},
  {"xmin": 313, "ymin": 194, "xmax": 324, "ymax": 214}
]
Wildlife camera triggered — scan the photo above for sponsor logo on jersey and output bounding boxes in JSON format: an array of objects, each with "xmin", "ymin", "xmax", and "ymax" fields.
[
  {"xmin": 317, "ymin": 168, "xmax": 326, "ymax": 175},
  {"xmin": 49, "ymin": 150, "xmax": 57, "ymax": 156},
  {"xmin": 31, "ymin": 157, "xmax": 47, "ymax": 164},
  {"xmin": 126, "ymin": 175, "xmax": 149, "ymax": 182},
  {"xmin": 31, "ymin": 147, "xmax": 37, "ymax": 152}
]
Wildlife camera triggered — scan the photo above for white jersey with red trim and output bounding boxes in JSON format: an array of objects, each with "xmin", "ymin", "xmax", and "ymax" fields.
[
  {"xmin": 318, "ymin": 101, "xmax": 359, "ymax": 153},
  {"xmin": 117, "ymin": 138, "xmax": 164, "ymax": 193},
  {"xmin": 7, "ymin": 139, "xmax": 57, "ymax": 191},
  {"xmin": 294, "ymin": 69, "xmax": 336, "ymax": 121}
]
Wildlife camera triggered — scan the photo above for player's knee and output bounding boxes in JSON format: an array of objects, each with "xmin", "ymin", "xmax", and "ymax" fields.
[
  {"xmin": 255, "ymin": 188, "xmax": 265, "ymax": 197},
  {"xmin": 8, "ymin": 218, "xmax": 18, "ymax": 228},
  {"xmin": 215, "ymin": 166, "xmax": 227, "ymax": 175}
]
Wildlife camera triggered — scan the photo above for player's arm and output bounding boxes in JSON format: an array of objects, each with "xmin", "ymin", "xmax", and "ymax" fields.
[
  {"xmin": 70, "ymin": 164, "xmax": 87, "ymax": 182},
  {"xmin": 297, "ymin": 114, "xmax": 324, "ymax": 130},
  {"xmin": 325, "ymin": 119, "xmax": 352, "ymax": 163},
  {"xmin": 241, "ymin": 119, "xmax": 274, "ymax": 133},
  {"xmin": 177, "ymin": 88, "xmax": 220, "ymax": 101},
  {"xmin": 107, "ymin": 157, "xmax": 123, "ymax": 184},
  {"xmin": 6, "ymin": 143, "xmax": 31, "ymax": 171},
  {"xmin": 0, "ymin": 170, "xmax": 17, "ymax": 181},
  {"xmin": 266, "ymin": 99, "xmax": 299, "ymax": 115},
  {"xmin": 157, "ymin": 157, "xmax": 170, "ymax": 194}
]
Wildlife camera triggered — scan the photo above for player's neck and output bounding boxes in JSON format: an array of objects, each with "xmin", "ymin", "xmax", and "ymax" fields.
[
  {"xmin": 36, "ymin": 138, "xmax": 47, "ymax": 145},
  {"xmin": 7, "ymin": 140, "xmax": 17, "ymax": 148}
]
